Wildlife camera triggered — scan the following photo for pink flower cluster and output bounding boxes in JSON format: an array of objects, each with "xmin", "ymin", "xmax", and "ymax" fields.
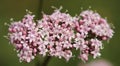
[
  {"xmin": 8, "ymin": 14, "xmax": 40, "ymax": 62},
  {"xmin": 8, "ymin": 9, "xmax": 114, "ymax": 63},
  {"xmin": 37, "ymin": 10, "xmax": 77, "ymax": 61},
  {"xmin": 74, "ymin": 10, "xmax": 114, "ymax": 62}
]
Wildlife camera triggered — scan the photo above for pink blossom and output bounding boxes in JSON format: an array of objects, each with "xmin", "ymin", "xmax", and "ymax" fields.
[
  {"xmin": 74, "ymin": 10, "xmax": 114, "ymax": 62},
  {"xmin": 79, "ymin": 10, "xmax": 114, "ymax": 40},
  {"xmin": 8, "ymin": 9, "xmax": 114, "ymax": 63},
  {"xmin": 8, "ymin": 14, "xmax": 39, "ymax": 62},
  {"xmin": 37, "ymin": 9, "xmax": 77, "ymax": 61}
]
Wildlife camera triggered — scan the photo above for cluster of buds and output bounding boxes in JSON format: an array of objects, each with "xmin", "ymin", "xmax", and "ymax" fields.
[
  {"xmin": 8, "ymin": 14, "xmax": 40, "ymax": 62},
  {"xmin": 73, "ymin": 10, "xmax": 114, "ymax": 62},
  {"xmin": 8, "ymin": 9, "xmax": 114, "ymax": 63}
]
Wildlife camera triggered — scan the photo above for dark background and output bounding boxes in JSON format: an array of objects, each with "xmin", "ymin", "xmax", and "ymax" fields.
[{"xmin": 0, "ymin": 0, "xmax": 119, "ymax": 66}]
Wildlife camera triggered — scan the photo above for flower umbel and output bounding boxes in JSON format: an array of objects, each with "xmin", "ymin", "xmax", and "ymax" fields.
[
  {"xmin": 37, "ymin": 9, "xmax": 76, "ymax": 61},
  {"xmin": 8, "ymin": 9, "xmax": 114, "ymax": 63},
  {"xmin": 74, "ymin": 10, "xmax": 114, "ymax": 62},
  {"xmin": 8, "ymin": 14, "xmax": 39, "ymax": 62}
]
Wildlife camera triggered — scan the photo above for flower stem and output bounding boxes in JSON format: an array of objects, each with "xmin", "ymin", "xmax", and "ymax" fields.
[
  {"xmin": 35, "ymin": 0, "xmax": 52, "ymax": 66},
  {"xmin": 35, "ymin": 56, "xmax": 51, "ymax": 66},
  {"xmin": 37, "ymin": 0, "xmax": 44, "ymax": 19},
  {"xmin": 35, "ymin": 59, "xmax": 41, "ymax": 66},
  {"xmin": 41, "ymin": 56, "xmax": 51, "ymax": 66}
]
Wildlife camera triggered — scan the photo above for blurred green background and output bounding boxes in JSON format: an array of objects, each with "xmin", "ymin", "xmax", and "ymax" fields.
[{"xmin": 0, "ymin": 0, "xmax": 120, "ymax": 66}]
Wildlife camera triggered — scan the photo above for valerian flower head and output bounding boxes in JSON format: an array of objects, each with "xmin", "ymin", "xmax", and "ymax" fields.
[
  {"xmin": 8, "ymin": 8, "xmax": 114, "ymax": 63},
  {"xmin": 73, "ymin": 10, "xmax": 114, "ymax": 62},
  {"xmin": 37, "ymin": 9, "xmax": 77, "ymax": 61},
  {"xmin": 8, "ymin": 14, "xmax": 39, "ymax": 62},
  {"xmin": 79, "ymin": 10, "xmax": 114, "ymax": 40}
]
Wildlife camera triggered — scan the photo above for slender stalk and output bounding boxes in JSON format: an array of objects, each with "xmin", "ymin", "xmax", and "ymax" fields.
[
  {"xmin": 41, "ymin": 56, "xmax": 51, "ymax": 66},
  {"xmin": 35, "ymin": 56, "xmax": 51, "ymax": 66},
  {"xmin": 35, "ymin": 58, "xmax": 41, "ymax": 66},
  {"xmin": 35, "ymin": 0, "xmax": 44, "ymax": 66},
  {"xmin": 35, "ymin": 0, "xmax": 52, "ymax": 66},
  {"xmin": 37, "ymin": 0, "xmax": 44, "ymax": 19}
]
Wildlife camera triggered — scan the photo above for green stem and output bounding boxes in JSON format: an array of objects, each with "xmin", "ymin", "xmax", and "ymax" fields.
[
  {"xmin": 35, "ymin": 0, "xmax": 52, "ymax": 66},
  {"xmin": 41, "ymin": 56, "xmax": 51, "ymax": 66},
  {"xmin": 35, "ymin": 58, "xmax": 41, "ymax": 66},
  {"xmin": 35, "ymin": 56, "xmax": 51, "ymax": 66},
  {"xmin": 37, "ymin": 0, "xmax": 44, "ymax": 19}
]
